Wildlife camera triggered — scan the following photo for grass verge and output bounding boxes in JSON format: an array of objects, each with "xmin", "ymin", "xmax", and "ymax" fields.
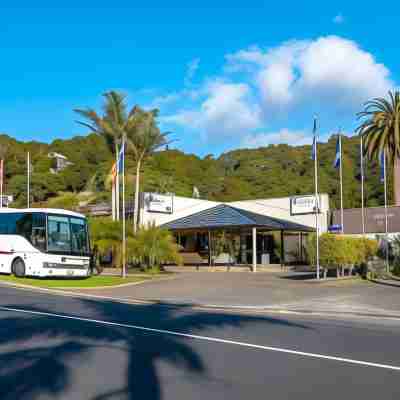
[{"xmin": 0, "ymin": 274, "xmax": 152, "ymax": 289}]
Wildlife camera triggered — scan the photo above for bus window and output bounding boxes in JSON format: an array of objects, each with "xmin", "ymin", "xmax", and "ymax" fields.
[
  {"xmin": 70, "ymin": 217, "xmax": 89, "ymax": 254},
  {"xmin": 31, "ymin": 213, "xmax": 46, "ymax": 252},
  {"xmin": 47, "ymin": 215, "xmax": 71, "ymax": 253}
]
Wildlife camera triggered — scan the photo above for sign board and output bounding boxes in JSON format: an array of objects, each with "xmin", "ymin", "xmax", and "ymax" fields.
[
  {"xmin": 143, "ymin": 192, "xmax": 173, "ymax": 214},
  {"xmin": 290, "ymin": 195, "xmax": 320, "ymax": 215}
]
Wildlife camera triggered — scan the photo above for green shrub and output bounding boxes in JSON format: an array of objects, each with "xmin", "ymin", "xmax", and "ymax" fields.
[
  {"xmin": 306, "ymin": 233, "xmax": 378, "ymax": 271},
  {"xmin": 89, "ymin": 217, "xmax": 136, "ymax": 269},
  {"xmin": 131, "ymin": 223, "xmax": 182, "ymax": 269}
]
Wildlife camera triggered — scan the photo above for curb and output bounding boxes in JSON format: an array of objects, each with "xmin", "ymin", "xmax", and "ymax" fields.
[
  {"xmin": 2, "ymin": 280, "xmax": 400, "ymax": 321},
  {"xmin": 369, "ymin": 278, "xmax": 400, "ymax": 288},
  {"xmin": 0, "ymin": 275, "xmax": 175, "ymax": 291}
]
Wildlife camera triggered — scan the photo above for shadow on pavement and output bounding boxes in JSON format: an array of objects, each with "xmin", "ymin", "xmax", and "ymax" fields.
[{"xmin": 0, "ymin": 298, "xmax": 311, "ymax": 400}]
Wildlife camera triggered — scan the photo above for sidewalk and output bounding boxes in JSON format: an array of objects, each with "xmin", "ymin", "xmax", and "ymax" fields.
[{"xmin": 57, "ymin": 270, "xmax": 400, "ymax": 319}]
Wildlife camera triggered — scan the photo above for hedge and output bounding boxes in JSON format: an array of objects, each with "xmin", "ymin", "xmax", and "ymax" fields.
[{"xmin": 306, "ymin": 233, "xmax": 378, "ymax": 271}]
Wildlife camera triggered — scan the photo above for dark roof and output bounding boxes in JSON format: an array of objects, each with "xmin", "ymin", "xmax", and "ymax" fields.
[{"xmin": 161, "ymin": 204, "xmax": 314, "ymax": 232}]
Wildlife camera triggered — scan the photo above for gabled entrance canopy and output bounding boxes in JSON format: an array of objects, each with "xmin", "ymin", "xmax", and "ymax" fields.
[{"xmin": 161, "ymin": 204, "xmax": 314, "ymax": 232}]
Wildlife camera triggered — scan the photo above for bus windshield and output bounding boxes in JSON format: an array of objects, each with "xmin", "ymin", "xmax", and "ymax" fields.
[{"xmin": 47, "ymin": 215, "xmax": 89, "ymax": 255}]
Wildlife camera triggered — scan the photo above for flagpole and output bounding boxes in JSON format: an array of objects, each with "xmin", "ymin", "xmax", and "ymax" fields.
[
  {"xmin": 339, "ymin": 132, "xmax": 344, "ymax": 234},
  {"xmin": 111, "ymin": 176, "xmax": 116, "ymax": 221},
  {"xmin": 0, "ymin": 159, "xmax": 3, "ymax": 208},
  {"xmin": 383, "ymin": 149, "xmax": 389, "ymax": 273},
  {"xmin": 122, "ymin": 137, "xmax": 126, "ymax": 279},
  {"xmin": 27, "ymin": 152, "xmax": 30, "ymax": 208},
  {"xmin": 116, "ymin": 144, "xmax": 120, "ymax": 221},
  {"xmin": 360, "ymin": 136, "xmax": 366, "ymax": 236},
  {"xmin": 313, "ymin": 117, "xmax": 320, "ymax": 280}
]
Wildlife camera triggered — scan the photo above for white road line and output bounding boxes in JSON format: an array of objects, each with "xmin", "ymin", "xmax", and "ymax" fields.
[{"xmin": 1, "ymin": 305, "xmax": 400, "ymax": 372}]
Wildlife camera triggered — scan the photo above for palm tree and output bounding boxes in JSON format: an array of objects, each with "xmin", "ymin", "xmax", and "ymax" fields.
[
  {"xmin": 74, "ymin": 90, "xmax": 128, "ymax": 157},
  {"xmin": 125, "ymin": 106, "xmax": 170, "ymax": 233},
  {"xmin": 356, "ymin": 90, "xmax": 400, "ymax": 205},
  {"xmin": 89, "ymin": 217, "xmax": 136, "ymax": 271},
  {"xmin": 131, "ymin": 222, "xmax": 182, "ymax": 269}
]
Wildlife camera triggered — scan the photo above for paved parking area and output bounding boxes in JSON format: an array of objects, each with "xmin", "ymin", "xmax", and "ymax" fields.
[{"xmin": 71, "ymin": 271, "xmax": 400, "ymax": 316}]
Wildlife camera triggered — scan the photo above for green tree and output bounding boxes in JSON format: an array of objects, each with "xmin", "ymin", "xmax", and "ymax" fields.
[
  {"xmin": 125, "ymin": 107, "xmax": 170, "ymax": 233},
  {"xmin": 131, "ymin": 223, "xmax": 182, "ymax": 269},
  {"xmin": 356, "ymin": 91, "xmax": 400, "ymax": 205},
  {"xmin": 89, "ymin": 217, "xmax": 135, "ymax": 275},
  {"xmin": 74, "ymin": 91, "xmax": 128, "ymax": 155},
  {"xmin": 46, "ymin": 192, "xmax": 80, "ymax": 210}
]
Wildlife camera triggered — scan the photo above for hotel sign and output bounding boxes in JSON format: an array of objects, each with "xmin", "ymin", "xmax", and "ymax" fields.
[
  {"xmin": 143, "ymin": 192, "xmax": 174, "ymax": 214},
  {"xmin": 290, "ymin": 195, "xmax": 320, "ymax": 215}
]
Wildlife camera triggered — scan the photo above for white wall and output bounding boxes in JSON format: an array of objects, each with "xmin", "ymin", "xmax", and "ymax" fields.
[
  {"xmin": 140, "ymin": 195, "xmax": 220, "ymax": 227},
  {"xmin": 230, "ymin": 194, "xmax": 330, "ymax": 233},
  {"xmin": 140, "ymin": 193, "xmax": 330, "ymax": 233}
]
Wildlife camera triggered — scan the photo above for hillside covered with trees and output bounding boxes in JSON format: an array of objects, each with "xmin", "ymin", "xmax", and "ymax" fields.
[{"xmin": 0, "ymin": 132, "xmax": 391, "ymax": 210}]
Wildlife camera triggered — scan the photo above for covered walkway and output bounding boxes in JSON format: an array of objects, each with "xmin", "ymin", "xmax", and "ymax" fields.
[{"xmin": 162, "ymin": 204, "xmax": 314, "ymax": 271}]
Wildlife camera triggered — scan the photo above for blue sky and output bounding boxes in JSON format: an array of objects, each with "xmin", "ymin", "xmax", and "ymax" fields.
[{"xmin": 0, "ymin": 1, "xmax": 399, "ymax": 156}]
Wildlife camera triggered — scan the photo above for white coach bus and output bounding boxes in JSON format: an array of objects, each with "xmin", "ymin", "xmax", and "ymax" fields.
[{"xmin": 0, "ymin": 208, "xmax": 91, "ymax": 278}]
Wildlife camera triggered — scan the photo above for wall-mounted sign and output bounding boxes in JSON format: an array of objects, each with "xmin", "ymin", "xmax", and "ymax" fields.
[
  {"xmin": 143, "ymin": 192, "xmax": 173, "ymax": 214},
  {"xmin": 290, "ymin": 195, "xmax": 320, "ymax": 215}
]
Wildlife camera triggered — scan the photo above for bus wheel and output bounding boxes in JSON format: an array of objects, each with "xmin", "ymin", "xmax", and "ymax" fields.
[{"xmin": 12, "ymin": 258, "xmax": 26, "ymax": 278}]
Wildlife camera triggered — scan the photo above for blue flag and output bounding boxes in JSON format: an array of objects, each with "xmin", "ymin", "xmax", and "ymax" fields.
[
  {"xmin": 379, "ymin": 150, "xmax": 385, "ymax": 183},
  {"xmin": 117, "ymin": 140, "xmax": 125, "ymax": 174},
  {"xmin": 311, "ymin": 118, "xmax": 317, "ymax": 161},
  {"xmin": 333, "ymin": 136, "xmax": 341, "ymax": 169}
]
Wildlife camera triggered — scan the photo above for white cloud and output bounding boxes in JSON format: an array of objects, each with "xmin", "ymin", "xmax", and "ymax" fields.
[
  {"xmin": 163, "ymin": 81, "xmax": 262, "ymax": 141},
  {"xmin": 160, "ymin": 36, "xmax": 395, "ymax": 151},
  {"xmin": 242, "ymin": 128, "xmax": 335, "ymax": 149},
  {"xmin": 242, "ymin": 129, "xmax": 309, "ymax": 148},
  {"xmin": 333, "ymin": 14, "xmax": 344, "ymax": 24},
  {"xmin": 184, "ymin": 58, "xmax": 200, "ymax": 86},
  {"xmin": 149, "ymin": 92, "xmax": 182, "ymax": 108},
  {"xmin": 228, "ymin": 36, "xmax": 393, "ymax": 112}
]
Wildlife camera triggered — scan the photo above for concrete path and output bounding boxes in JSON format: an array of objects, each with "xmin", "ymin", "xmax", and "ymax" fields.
[{"xmin": 67, "ymin": 271, "xmax": 400, "ymax": 317}]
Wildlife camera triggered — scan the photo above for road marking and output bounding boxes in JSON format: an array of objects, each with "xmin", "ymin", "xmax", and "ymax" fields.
[{"xmin": 1, "ymin": 305, "xmax": 400, "ymax": 372}]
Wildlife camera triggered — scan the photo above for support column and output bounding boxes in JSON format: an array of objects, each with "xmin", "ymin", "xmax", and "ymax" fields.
[
  {"xmin": 280, "ymin": 230, "xmax": 285, "ymax": 268},
  {"xmin": 208, "ymin": 230, "xmax": 212, "ymax": 266},
  {"xmin": 240, "ymin": 230, "xmax": 247, "ymax": 264},
  {"xmin": 252, "ymin": 227, "xmax": 257, "ymax": 272},
  {"xmin": 299, "ymin": 232, "xmax": 303, "ymax": 263}
]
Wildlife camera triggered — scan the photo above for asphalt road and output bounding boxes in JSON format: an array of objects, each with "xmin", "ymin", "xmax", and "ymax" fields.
[{"xmin": 1, "ymin": 285, "xmax": 400, "ymax": 400}]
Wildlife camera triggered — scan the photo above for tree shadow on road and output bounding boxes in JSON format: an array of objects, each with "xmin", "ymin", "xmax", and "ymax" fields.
[{"xmin": 0, "ymin": 297, "xmax": 311, "ymax": 400}]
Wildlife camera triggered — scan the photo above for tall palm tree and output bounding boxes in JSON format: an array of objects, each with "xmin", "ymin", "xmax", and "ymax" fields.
[
  {"xmin": 126, "ymin": 106, "xmax": 170, "ymax": 233},
  {"xmin": 356, "ymin": 90, "xmax": 400, "ymax": 205},
  {"xmin": 74, "ymin": 91, "xmax": 128, "ymax": 156}
]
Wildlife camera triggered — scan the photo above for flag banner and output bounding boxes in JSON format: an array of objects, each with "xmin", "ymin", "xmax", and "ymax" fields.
[
  {"xmin": 333, "ymin": 136, "xmax": 341, "ymax": 169},
  {"xmin": 380, "ymin": 150, "xmax": 385, "ymax": 183},
  {"xmin": 117, "ymin": 140, "xmax": 125, "ymax": 173},
  {"xmin": 111, "ymin": 162, "xmax": 117, "ymax": 183},
  {"xmin": 328, "ymin": 224, "xmax": 342, "ymax": 233},
  {"xmin": 311, "ymin": 119, "xmax": 317, "ymax": 161}
]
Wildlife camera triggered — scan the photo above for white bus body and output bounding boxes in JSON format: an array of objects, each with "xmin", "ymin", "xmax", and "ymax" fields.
[{"xmin": 0, "ymin": 208, "xmax": 91, "ymax": 278}]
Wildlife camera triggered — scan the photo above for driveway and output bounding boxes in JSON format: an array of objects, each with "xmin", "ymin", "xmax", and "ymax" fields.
[{"xmin": 70, "ymin": 271, "xmax": 400, "ymax": 316}]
